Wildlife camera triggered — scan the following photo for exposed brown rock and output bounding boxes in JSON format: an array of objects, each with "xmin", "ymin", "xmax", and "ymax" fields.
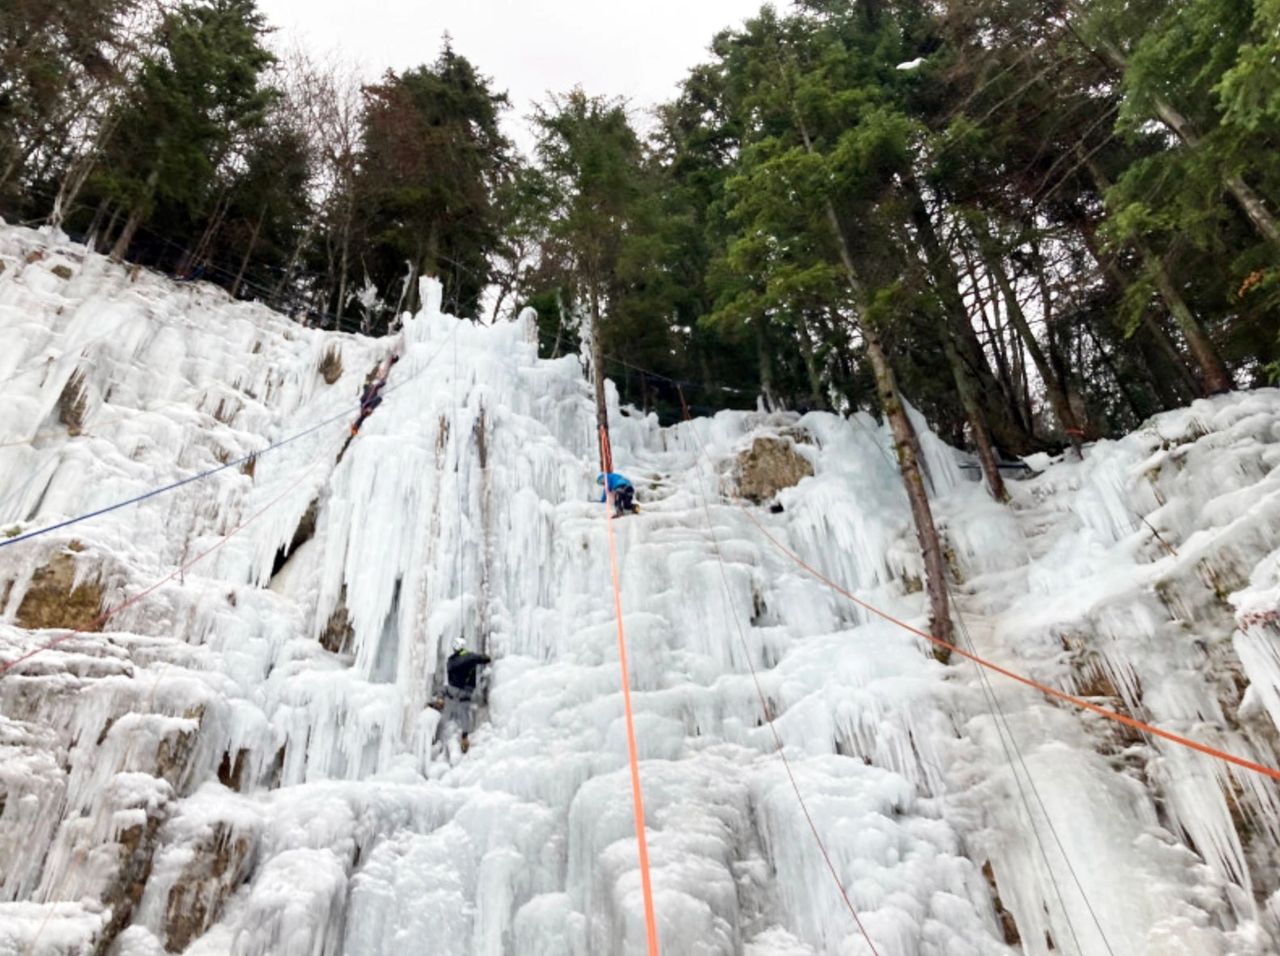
[
  {"xmin": 163, "ymin": 822, "xmax": 255, "ymax": 952},
  {"xmin": 982, "ymin": 861, "xmax": 1021, "ymax": 946},
  {"xmin": 96, "ymin": 791, "xmax": 170, "ymax": 954},
  {"xmin": 51, "ymin": 264, "xmax": 74, "ymax": 280},
  {"xmin": 271, "ymin": 497, "xmax": 320, "ymax": 578},
  {"xmin": 217, "ymin": 748, "xmax": 250, "ymax": 791},
  {"xmin": 15, "ymin": 547, "xmax": 105, "ymax": 631},
  {"xmin": 734, "ymin": 436, "xmax": 813, "ymax": 504},
  {"xmin": 154, "ymin": 718, "xmax": 201, "ymax": 792},
  {"xmin": 58, "ymin": 370, "xmax": 90, "ymax": 436},
  {"xmin": 320, "ymin": 587, "xmax": 355, "ymax": 654},
  {"xmin": 318, "ymin": 345, "xmax": 343, "ymax": 385}
]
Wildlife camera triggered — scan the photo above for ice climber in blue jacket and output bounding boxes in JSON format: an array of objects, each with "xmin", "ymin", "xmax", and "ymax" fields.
[{"xmin": 597, "ymin": 472, "xmax": 637, "ymax": 517}]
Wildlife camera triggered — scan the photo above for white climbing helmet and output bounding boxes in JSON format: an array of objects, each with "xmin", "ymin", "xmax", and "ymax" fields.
[{"xmin": 451, "ymin": 635, "xmax": 467, "ymax": 653}]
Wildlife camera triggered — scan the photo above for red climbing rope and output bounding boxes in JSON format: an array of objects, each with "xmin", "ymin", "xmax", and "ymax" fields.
[
  {"xmin": 599, "ymin": 424, "xmax": 660, "ymax": 956},
  {"xmin": 0, "ymin": 461, "xmax": 320, "ymax": 677}
]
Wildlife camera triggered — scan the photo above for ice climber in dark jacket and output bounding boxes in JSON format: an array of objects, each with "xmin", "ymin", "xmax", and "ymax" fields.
[{"xmin": 444, "ymin": 636, "xmax": 491, "ymax": 754}]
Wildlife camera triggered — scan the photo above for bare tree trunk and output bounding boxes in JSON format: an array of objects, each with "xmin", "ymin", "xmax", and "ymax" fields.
[
  {"xmin": 273, "ymin": 222, "xmax": 312, "ymax": 302},
  {"xmin": 185, "ymin": 189, "xmax": 230, "ymax": 276},
  {"xmin": 1146, "ymin": 261, "xmax": 1234, "ymax": 393},
  {"xmin": 490, "ymin": 284, "xmax": 511, "ymax": 325},
  {"xmin": 822, "ymin": 198, "xmax": 952, "ymax": 645},
  {"xmin": 588, "ymin": 281, "xmax": 610, "ymax": 468},
  {"xmin": 110, "ymin": 161, "xmax": 161, "ymax": 262},
  {"xmin": 797, "ymin": 320, "xmax": 828, "ymax": 410},
  {"xmin": 784, "ymin": 104, "xmax": 952, "ymax": 643},
  {"xmin": 551, "ymin": 288, "xmax": 567, "ymax": 358},
  {"xmin": 1075, "ymin": 215, "xmax": 1202, "ymax": 398},
  {"xmin": 1082, "ymin": 154, "xmax": 1233, "ymax": 392},
  {"xmin": 904, "ymin": 186, "xmax": 1008, "ymax": 499},
  {"xmin": 756, "ymin": 323, "xmax": 776, "ymax": 408},
  {"xmin": 333, "ymin": 191, "xmax": 357, "ymax": 323},
  {"xmin": 1087, "ymin": 34, "xmax": 1280, "ymax": 248},
  {"xmin": 110, "ymin": 208, "xmax": 143, "ymax": 263},
  {"xmin": 85, "ymin": 200, "xmax": 110, "ymax": 247},
  {"xmin": 945, "ymin": 332, "xmax": 1008, "ymax": 500},
  {"xmin": 50, "ymin": 108, "xmax": 123, "ymax": 230},
  {"xmin": 232, "ymin": 205, "xmax": 267, "ymax": 298},
  {"xmin": 99, "ymin": 204, "xmax": 122, "ymax": 254},
  {"xmin": 978, "ymin": 227, "xmax": 1084, "ymax": 454}
]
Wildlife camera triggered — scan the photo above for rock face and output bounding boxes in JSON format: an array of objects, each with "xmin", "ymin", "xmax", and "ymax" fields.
[
  {"xmin": 14, "ymin": 547, "xmax": 103, "ymax": 632},
  {"xmin": 162, "ymin": 822, "xmax": 256, "ymax": 951},
  {"xmin": 319, "ymin": 346, "xmax": 343, "ymax": 385},
  {"xmin": 57, "ymin": 371, "xmax": 90, "ymax": 437},
  {"xmin": 733, "ymin": 435, "xmax": 813, "ymax": 503}
]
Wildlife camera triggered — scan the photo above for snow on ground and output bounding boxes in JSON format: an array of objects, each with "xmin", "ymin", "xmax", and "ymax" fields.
[{"xmin": 0, "ymin": 222, "xmax": 1278, "ymax": 955}]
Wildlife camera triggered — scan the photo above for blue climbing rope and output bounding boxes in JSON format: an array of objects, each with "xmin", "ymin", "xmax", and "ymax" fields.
[{"xmin": 0, "ymin": 324, "xmax": 456, "ymax": 551}]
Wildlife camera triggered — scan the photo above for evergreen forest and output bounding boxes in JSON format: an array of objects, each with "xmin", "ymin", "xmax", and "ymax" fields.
[{"xmin": 4, "ymin": 0, "xmax": 1278, "ymax": 449}]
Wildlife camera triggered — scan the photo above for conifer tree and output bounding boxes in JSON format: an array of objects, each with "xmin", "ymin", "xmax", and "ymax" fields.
[
  {"xmin": 356, "ymin": 40, "xmax": 512, "ymax": 319},
  {"xmin": 92, "ymin": 0, "xmax": 277, "ymax": 263},
  {"xmin": 533, "ymin": 89, "xmax": 646, "ymax": 443}
]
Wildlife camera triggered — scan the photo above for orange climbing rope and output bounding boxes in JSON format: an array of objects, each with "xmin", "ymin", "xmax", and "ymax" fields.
[
  {"xmin": 670, "ymin": 387, "xmax": 1280, "ymax": 784},
  {"xmin": 675, "ymin": 392, "xmax": 883, "ymax": 955},
  {"xmin": 599, "ymin": 424, "xmax": 660, "ymax": 956},
  {"xmin": 737, "ymin": 504, "xmax": 1280, "ymax": 783}
]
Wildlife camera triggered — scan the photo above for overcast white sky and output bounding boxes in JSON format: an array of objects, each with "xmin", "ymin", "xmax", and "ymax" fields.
[{"xmin": 260, "ymin": 0, "xmax": 766, "ymax": 150}]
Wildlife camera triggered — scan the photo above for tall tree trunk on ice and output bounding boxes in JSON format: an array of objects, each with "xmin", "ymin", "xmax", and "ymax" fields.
[
  {"xmin": 588, "ymin": 281, "xmax": 610, "ymax": 471},
  {"xmin": 50, "ymin": 114, "xmax": 119, "ymax": 230},
  {"xmin": 1146, "ymin": 262, "xmax": 1234, "ymax": 393},
  {"xmin": 232, "ymin": 205, "xmax": 267, "ymax": 298},
  {"xmin": 905, "ymin": 186, "xmax": 1007, "ymax": 500},
  {"xmin": 334, "ymin": 201, "xmax": 354, "ymax": 324},
  {"xmin": 551, "ymin": 288, "xmax": 567, "ymax": 359},
  {"xmin": 797, "ymin": 319, "xmax": 827, "ymax": 410},
  {"xmin": 109, "ymin": 169, "xmax": 158, "ymax": 263},
  {"xmin": 790, "ymin": 107, "xmax": 952, "ymax": 645},
  {"xmin": 976, "ymin": 226, "xmax": 1084, "ymax": 454},
  {"xmin": 823, "ymin": 196, "xmax": 953, "ymax": 648},
  {"xmin": 1076, "ymin": 215, "xmax": 1203, "ymax": 400},
  {"xmin": 110, "ymin": 209, "xmax": 144, "ymax": 263},
  {"xmin": 756, "ymin": 323, "xmax": 776, "ymax": 409}
]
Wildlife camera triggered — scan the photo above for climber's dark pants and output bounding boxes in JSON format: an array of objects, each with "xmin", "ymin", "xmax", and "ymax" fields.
[
  {"xmin": 614, "ymin": 486, "xmax": 635, "ymax": 514},
  {"xmin": 443, "ymin": 685, "xmax": 476, "ymax": 734}
]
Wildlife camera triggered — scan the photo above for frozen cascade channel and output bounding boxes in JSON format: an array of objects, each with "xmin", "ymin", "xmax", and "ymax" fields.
[{"xmin": 1, "ymin": 223, "xmax": 1280, "ymax": 955}]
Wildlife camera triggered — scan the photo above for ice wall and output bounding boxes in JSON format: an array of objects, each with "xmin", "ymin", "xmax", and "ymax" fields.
[{"xmin": 1, "ymin": 223, "xmax": 1278, "ymax": 956}]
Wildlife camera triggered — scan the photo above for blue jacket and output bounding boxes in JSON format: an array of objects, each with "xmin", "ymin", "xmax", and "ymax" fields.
[{"xmin": 598, "ymin": 472, "xmax": 632, "ymax": 502}]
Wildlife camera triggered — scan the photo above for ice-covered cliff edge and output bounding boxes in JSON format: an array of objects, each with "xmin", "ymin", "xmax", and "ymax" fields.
[{"xmin": 1, "ymin": 224, "xmax": 1279, "ymax": 955}]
